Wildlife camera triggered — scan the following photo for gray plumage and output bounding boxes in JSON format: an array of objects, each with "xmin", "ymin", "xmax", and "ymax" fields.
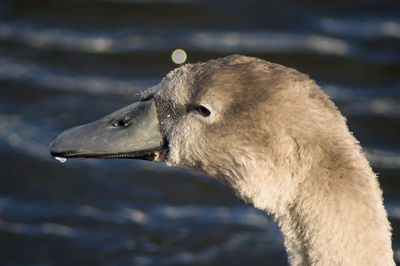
[
  {"xmin": 149, "ymin": 55, "xmax": 394, "ymax": 265},
  {"xmin": 51, "ymin": 54, "xmax": 395, "ymax": 265}
]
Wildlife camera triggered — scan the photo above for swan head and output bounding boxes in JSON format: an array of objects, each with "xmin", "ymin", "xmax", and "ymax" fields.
[
  {"xmin": 50, "ymin": 54, "xmax": 347, "ymax": 212},
  {"xmin": 50, "ymin": 54, "xmax": 395, "ymax": 265}
]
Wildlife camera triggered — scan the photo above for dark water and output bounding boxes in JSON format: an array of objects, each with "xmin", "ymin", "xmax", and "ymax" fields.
[{"xmin": 1, "ymin": 0, "xmax": 400, "ymax": 265}]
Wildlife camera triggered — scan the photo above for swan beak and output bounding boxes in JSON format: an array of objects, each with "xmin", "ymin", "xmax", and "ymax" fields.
[{"xmin": 49, "ymin": 99, "xmax": 165, "ymax": 161}]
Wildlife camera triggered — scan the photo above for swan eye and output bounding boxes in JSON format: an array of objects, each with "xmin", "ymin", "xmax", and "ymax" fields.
[{"xmin": 196, "ymin": 105, "xmax": 211, "ymax": 117}]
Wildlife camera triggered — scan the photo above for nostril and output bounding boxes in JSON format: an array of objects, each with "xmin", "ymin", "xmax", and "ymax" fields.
[
  {"xmin": 114, "ymin": 120, "xmax": 126, "ymax": 127},
  {"xmin": 112, "ymin": 117, "xmax": 133, "ymax": 127}
]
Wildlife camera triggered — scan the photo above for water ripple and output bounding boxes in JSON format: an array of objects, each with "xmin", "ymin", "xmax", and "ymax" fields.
[
  {"xmin": 365, "ymin": 149, "xmax": 400, "ymax": 169},
  {"xmin": 319, "ymin": 18, "xmax": 400, "ymax": 39},
  {"xmin": 0, "ymin": 59, "xmax": 156, "ymax": 97},
  {"xmin": 0, "ymin": 22, "xmax": 354, "ymax": 56},
  {"xmin": 0, "ymin": 219, "xmax": 78, "ymax": 238}
]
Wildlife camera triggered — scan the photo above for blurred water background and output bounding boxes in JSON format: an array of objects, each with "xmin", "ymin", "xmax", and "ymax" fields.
[{"xmin": 1, "ymin": 0, "xmax": 400, "ymax": 265}]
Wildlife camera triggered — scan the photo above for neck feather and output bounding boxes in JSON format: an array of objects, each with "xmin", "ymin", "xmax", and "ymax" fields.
[
  {"xmin": 231, "ymin": 138, "xmax": 394, "ymax": 265},
  {"xmin": 276, "ymin": 162, "xmax": 394, "ymax": 265}
]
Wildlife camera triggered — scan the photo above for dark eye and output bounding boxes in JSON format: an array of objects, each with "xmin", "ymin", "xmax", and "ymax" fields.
[{"xmin": 196, "ymin": 105, "xmax": 211, "ymax": 117}]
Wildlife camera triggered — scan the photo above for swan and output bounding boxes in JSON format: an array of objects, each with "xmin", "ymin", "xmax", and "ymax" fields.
[{"xmin": 50, "ymin": 55, "xmax": 394, "ymax": 265}]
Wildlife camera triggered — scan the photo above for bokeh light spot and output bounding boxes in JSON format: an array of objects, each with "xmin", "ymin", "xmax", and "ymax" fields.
[{"xmin": 171, "ymin": 49, "xmax": 187, "ymax": 64}]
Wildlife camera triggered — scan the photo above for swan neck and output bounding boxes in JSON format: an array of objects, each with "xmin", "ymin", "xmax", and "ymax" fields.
[{"xmin": 273, "ymin": 163, "xmax": 394, "ymax": 265}]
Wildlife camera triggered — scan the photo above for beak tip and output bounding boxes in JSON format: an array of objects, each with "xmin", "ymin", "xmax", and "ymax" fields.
[
  {"xmin": 49, "ymin": 136, "xmax": 58, "ymax": 152},
  {"xmin": 49, "ymin": 130, "xmax": 70, "ymax": 157},
  {"xmin": 49, "ymin": 137, "xmax": 62, "ymax": 158}
]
